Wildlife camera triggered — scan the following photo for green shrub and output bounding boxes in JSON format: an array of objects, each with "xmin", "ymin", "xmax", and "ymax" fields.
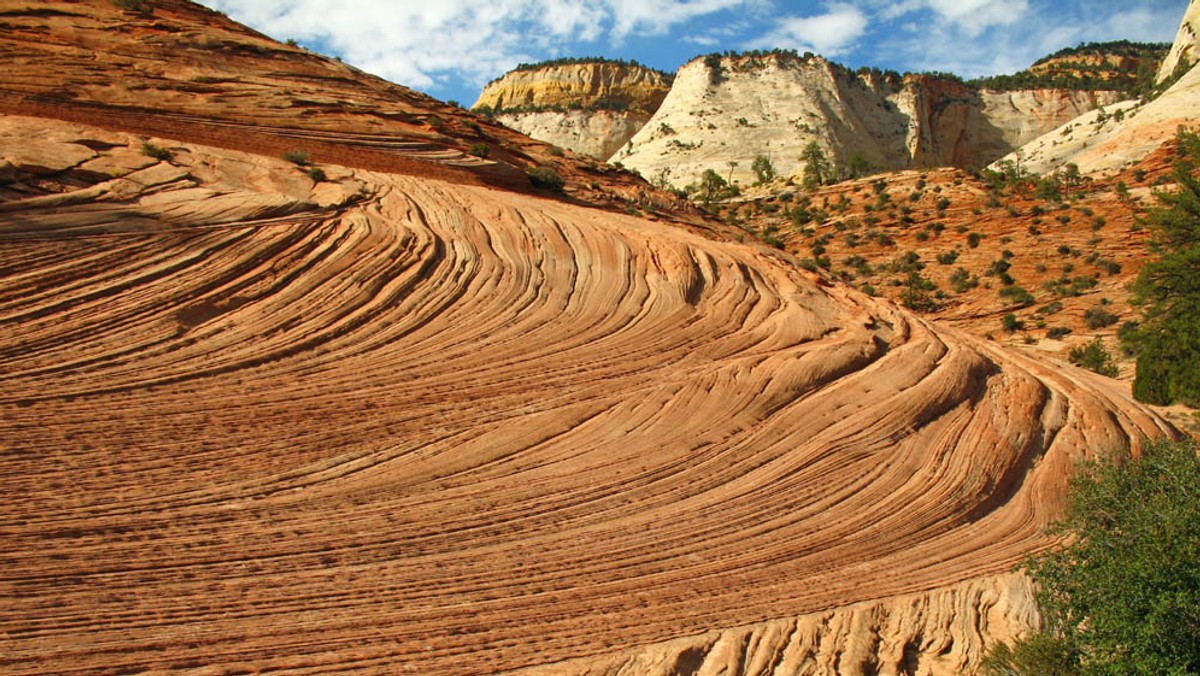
[
  {"xmin": 468, "ymin": 143, "xmax": 490, "ymax": 158},
  {"xmin": 999, "ymin": 285, "xmax": 1035, "ymax": 308},
  {"xmin": 1083, "ymin": 305, "xmax": 1118, "ymax": 329},
  {"xmin": 1069, "ymin": 338, "xmax": 1118, "ymax": 377},
  {"xmin": 1128, "ymin": 129, "xmax": 1200, "ymax": 406},
  {"xmin": 1047, "ymin": 326, "xmax": 1072, "ymax": 340},
  {"xmin": 527, "ymin": 166, "xmax": 565, "ymax": 191},
  {"xmin": 307, "ymin": 167, "xmax": 326, "ymax": 182},
  {"xmin": 283, "ymin": 150, "xmax": 311, "ymax": 166},
  {"xmin": 989, "ymin": 440, "xmax": 1200, "ymax": 674},
  {"xmin": 936, "ymin": 250, "xmax": 959, "ymax": 265},
  {"xmin": 141, "ymin": 142, "xmax": 171, "ymax": 161}
]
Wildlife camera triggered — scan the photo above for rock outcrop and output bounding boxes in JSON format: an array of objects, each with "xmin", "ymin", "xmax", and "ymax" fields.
[
  {"xmin": 517, "ymin": 574, "xmax": 1039, "ymax": 676},
  {"xmin": 1158, "ymin": 0, "xmax": 1200, "ymax": 83},
  {"xmin": 474, "ymin": 60, "xmax": 672, "ymax": 159},
  {"xmin": 488, "ymin": 108, "xmax": 651, "ymax": 160},
  {"xmin": 612, "ymin": 53, "xmax": 1122, "ymax": 188}
]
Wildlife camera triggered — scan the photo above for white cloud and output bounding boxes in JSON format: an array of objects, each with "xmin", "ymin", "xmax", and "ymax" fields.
[
  {"xmin": 201, "ymin": 0, "xmax": 753, "ymax": 96},
  {"xmin": 748, "ymin": 4, "xmax": 869, "ymax": 55},
  {"xmin": 869, "ymin": 0, "xmax": 1027, "ymax": 36}
]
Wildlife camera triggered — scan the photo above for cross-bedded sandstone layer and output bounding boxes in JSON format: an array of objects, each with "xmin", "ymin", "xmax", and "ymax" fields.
[{"xmin": 0, "ymin": 115, "xmax": 1174, "ymax": 675}]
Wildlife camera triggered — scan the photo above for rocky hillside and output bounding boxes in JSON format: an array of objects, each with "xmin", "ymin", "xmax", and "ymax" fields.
[
  {"xmin": 0, "ymin": 0, "xmax": 697, "ymax": 221},
  {"xmin": 971, "ymin": 41, "xmax": 1169, "ymax": 93},
  {"xmin": 613, "ymin": 51, "xmax": 1124, "ymax": 189},
  {"xmin": 473, "ymin": 59, "xmax": 672, "ymax": 159},
  {"xmin": 1002, "ymin": 5, "xmax": 1200, "ymax": 177}
]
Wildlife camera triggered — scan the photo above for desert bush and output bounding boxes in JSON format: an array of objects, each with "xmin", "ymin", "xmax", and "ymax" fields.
[
  {"xmin": 986, "ymin": 440, "xmax": 1200, "ymax": 675},
  {"xmin": 527, "ymin": 166, "xmax": 564, "ymax": 191},
  {"xmin": 999, "ymin": 285, "xmax": 1035, "ymax": 308},
  {"xmin": 1001, "ymin": 313, "xmax": 1023, "ymax": 332},
  {"xmin": 1083, "ymin": 305, "xmax": 1118, "ymax": 329},
  {"xmin": 1069, "ymin": 338, "xmax": 1119, "ymax": 377},
  {"xmin": 1047, "ymin": 326, "xmax": 1072, "ymax": 340},
  {"xmin": 1126, "ymin": 129, "xmax": 1200, "ymax": 406},
  {"xmin": 141, "ymin": 142, "xmax": 171, "ymax": 161},
  {"xmin": 283, "ymin": 150, "xmax": 311, "ymax": 166}
]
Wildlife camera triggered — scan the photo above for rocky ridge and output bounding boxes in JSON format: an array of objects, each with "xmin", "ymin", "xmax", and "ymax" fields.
[
  {"xmin": 999, "ymin": 3, "xmax": 1200, "ymax": 177},
  {"xmin": 612, "ymin": 53, "xmax": 1123, "ymax": 188},
  {"xmin": 0, "ymin": 0, "xmax": 699, "ymax": 221}
]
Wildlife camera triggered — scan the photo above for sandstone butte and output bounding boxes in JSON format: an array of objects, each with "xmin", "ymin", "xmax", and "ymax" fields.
[
  {"xmin": 473, "ymin": 61, "xmax": 674, "ymax": 160},
  {"xmin": 0, "ymin": 1, "xmax": 1185, "ymax": 676},
  {"xmin": 612, "ymin": 53, "xmax": 1127, "ymax": 189}
]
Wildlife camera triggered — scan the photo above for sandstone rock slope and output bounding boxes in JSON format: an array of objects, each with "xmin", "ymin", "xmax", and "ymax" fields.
[
  {"xmin": 1158, "ymin": 0, "xmax": 1200, "ymax": 82},
  {"xmin": 0, "ymin": 111, "xmax": 1175, "ymax": 676},
  {"xmin": 0, "ymin": 0, "xmax": 692, "ymax": 218},
  {"xmin": 474, "ymin": 60, "xmax": 673, "ymax": 159},
  {"xmin": 0, "ymin": 2, "xmax": 1181, "ymax": 675}
]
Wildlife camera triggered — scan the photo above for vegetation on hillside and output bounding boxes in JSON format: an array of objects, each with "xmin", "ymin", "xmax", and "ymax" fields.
[
  {"xmin": 1030, "ymin": 40, "xmax": 1171, "ymax": 67},
  {"xmin": 983, "ymin": 438, "xmax": 1200, "ymax": 675},
  {"xmin": 1124, "ymin": 129, "xmax": 1200, "ymax": 407},
  {"xmin": 484, "ymin": 56, "xmax": 672, "ymax": 86},
  {"xmin": 969, "ymin": 41, "xmax": 1168, "ymax": 95}
]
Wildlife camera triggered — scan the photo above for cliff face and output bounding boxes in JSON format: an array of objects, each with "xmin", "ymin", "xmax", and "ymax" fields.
[
  {"xmin": 612, "ymin": 54, "xmax": 909, "ymax": 188},
  {"xmin": 1158, "ymin": 0, "xmax": 1200, "ymax": 82},
  {"xmin": 473, "ymin": 61, "xmax": 672, "ymax": 158},
  {"xmin": 474, "ymin": 61, "xmax": 672, "ymax": 112},
  {"xmin": 492, "ymin": 109, "xmax": 650, "ymax": 160},
  {"xmin": 613, "ymin": 54, "xmax": 1122, "ymax": 188}
]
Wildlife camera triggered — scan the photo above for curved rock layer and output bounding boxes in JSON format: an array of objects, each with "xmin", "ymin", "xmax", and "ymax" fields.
[
  {"xmin": 0, "ymin": 0, "xmax": 693, "ymax": 218},
  {"xmin": 0, "ymin": 115, "xmax": 1174, "ymax": 675},
  {"xmin": 518, "ymin": 573, "xmax": 1039, "ymax": 676}
]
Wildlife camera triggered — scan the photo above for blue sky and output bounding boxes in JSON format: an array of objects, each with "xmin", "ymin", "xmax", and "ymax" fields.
[{"xmin": 199, "ymin": 1, "xmax": 1185, "ymax": 106}]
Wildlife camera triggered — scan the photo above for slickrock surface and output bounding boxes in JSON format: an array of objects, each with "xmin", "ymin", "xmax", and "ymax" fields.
[
  {"xmin": 613, "ymin": 54, "xmax": 1121, "ymax": 189},
  {"xmin": 517, "ymin": 573, "xmax": 1039, "ymax": 676},
  {"xmin": 0, "ymin": 114, "xmax": 1175, "ymax": 675},
  {"xmin": 0, "ymin": 0, "xmax": 693, "ymax": 219}
]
